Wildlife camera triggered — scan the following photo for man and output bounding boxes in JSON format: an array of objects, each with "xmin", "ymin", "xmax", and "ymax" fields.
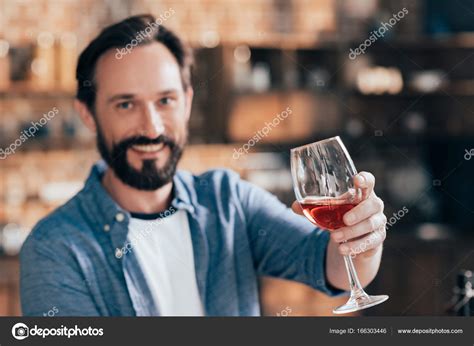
[{"xmin": 20, "ymin": 15, "xmax": 387, "ymax": 316}]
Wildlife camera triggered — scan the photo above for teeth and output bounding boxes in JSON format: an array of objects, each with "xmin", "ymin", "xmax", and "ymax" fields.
[{"xmin": 132, "ymin": 143, "xmax": 165, "ymax": 153}]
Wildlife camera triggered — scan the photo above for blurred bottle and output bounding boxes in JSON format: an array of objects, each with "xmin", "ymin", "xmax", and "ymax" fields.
[
  {"xmin": 449, "ymin": 270, "xmax": 473, "ymax": 316},
  {"xmin": 252, "ymin": 62, "xmax": 271, "ymax": 92},
  {"xmin": 233, "ymin": 45, "xmax": 252, "ymax": 91},
  {"xmin": 57, "ymin": 32, "xmax": 77, "ymax": 92},
  {"xmin": 30, "ymin": 32, "xmax": 55, "ymax": 91},
  {"xmin": 1, "ymin": 223, "xmax": 29, "ymax": 256}
]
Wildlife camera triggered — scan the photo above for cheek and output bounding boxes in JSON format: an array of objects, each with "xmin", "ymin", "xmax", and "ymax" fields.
[
  {"xmin": 167, "ymin": 110, "xmax": 188, "ymax": 142},
  {"xmin": 102, "ymin": 127, "xmax": 124, "ymax": 151},
  {"xmin": 96, "ymin": 100, "xmax": 138, "ymax": 136},
  {"xmin": 174, "ymin": 123, "xmax": 188, "ymax": 145},
  {"xmin": 107, "ymin": 119, "xmax": 140, "ymax": 147}
]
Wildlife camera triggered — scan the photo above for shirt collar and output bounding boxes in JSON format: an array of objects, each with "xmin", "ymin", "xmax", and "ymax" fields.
[
  {"xmin": 170, "ymin": 169, "xmax": 195, "ymax": 214},
  {"xmin": 79, "ymin": 160, "xmax": 196, "ymax": 236}
]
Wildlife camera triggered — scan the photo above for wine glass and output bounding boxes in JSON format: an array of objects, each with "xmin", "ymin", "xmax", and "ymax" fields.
[{"xmin": 290, "ymin": 136, "xmax": 388, "ymax": 314}]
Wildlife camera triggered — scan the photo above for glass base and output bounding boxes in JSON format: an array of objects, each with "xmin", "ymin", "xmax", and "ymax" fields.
[{"xmin": 333, "ymin": 292, "xmax": 389, "ymax": 314}]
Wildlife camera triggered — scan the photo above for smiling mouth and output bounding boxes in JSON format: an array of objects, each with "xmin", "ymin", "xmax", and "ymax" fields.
[{"xmin": 131, "ymin": 143, "xmax": 166, "ymax": 153}]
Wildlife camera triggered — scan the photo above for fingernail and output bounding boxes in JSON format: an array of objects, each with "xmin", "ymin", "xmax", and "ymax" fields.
[
  {"xmin": 356, "ymin": 174, "xmax": 365, "ymax": 186},
  {"xmin": 332, "ymin": 232, "xmax": 343, "ymax": 242}
]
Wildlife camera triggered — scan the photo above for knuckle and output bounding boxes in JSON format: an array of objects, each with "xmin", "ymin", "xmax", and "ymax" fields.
[
  {"xmin": 368, "ymin": 216, "xmax": 377, "ymax": 230},
  {"xmin": 362, "ymin": 171, "xmax": 375, "ymax": 184},
  {"xmin": 369, "ymin": 197, "xmax": 378, "ymax": 211},
  {"xmin": 345, "ymin": 209, "xmax": 358, "ymax": 224},
  {"xmin": 375, "ymin": 215, "xmax": 385, "ymax": 231},
  {"xmin": 375, "ymin": 227, "xmax": 386, "ymax": 241},
  {"xmin": 375, "ymin": 197, "xmax": 384, "ymax": 210},
  {"xmin": 347, "ymin": 226, "xmax": 359, "ymax": 239},
  {"xmin": 368, "ymin": 234, "xmax": 379, "ymax": 248},
  {"xmin": 376, "ymin": 227, "xmax": 385, "ymax": 239}
]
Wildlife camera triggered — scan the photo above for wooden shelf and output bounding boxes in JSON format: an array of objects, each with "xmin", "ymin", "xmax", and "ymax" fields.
[{"xmin": 0, "ymin": 90, "xmax": 75, "ymax": 99}]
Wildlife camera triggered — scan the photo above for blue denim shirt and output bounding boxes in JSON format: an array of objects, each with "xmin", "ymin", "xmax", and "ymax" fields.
[{"xmin": 20, "ymin": 161, "xmax": 344, "ymax": 316}]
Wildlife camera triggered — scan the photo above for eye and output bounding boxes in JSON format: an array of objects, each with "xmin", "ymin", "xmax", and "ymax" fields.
[
  {"xmin": 117, "ymin": 101, "xmax": 134, "ymax": 110},
  {"xmin": 159, "ymin": 97, "xmax": 173, "ymax": 105}
]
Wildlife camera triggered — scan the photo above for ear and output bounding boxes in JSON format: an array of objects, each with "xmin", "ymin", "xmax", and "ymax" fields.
[
  {"xmin": 74, "ymin": 99, "xmax": 97, "ymax": 133},
  {"xmin": 184, "ymin": 87, "xmax": 194, "ymax": 122}
]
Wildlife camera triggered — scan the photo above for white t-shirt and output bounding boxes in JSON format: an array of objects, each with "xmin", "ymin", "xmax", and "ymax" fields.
[{"xmin": 128, "ymin": 209, "xmax": 204, "ymax": 316}]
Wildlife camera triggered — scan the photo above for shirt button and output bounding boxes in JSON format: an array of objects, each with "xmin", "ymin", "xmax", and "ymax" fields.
[
  {"xmin": 115, "ymin": 248, "xmax": 123, "ymax": 259},
  {"xmin": 115, "ymin": 213, "xmax": 125, "ymax": 222},
  {"xmin": 103, "ymin": 224, "xmax": 110, "ymax": 232}
]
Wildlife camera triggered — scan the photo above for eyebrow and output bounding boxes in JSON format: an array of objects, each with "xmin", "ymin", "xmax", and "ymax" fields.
[{"xmin": 107, "ymin": 89, "xmax": 179, "ymax": 104}]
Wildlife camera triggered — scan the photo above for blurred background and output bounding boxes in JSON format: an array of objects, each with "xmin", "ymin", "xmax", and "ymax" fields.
[{"xmin": 0, "ymin": 0, "xmax": 473, "ymax": 316}]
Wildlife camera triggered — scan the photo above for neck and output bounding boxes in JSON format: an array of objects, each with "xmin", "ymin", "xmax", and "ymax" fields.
[{"xmin": 102, "ymin": 168, "xmax": 173, "ymax": 214}]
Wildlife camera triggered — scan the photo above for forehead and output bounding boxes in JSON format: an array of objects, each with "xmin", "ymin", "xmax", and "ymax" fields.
[{"xmin": 94, "ymin": 42, "xmax": 183, "ymax": 96}]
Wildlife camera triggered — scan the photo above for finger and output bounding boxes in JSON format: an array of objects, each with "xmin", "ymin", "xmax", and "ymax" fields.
[
  {"xmin": 343, "ymin": 194, "xmax": 384, "ymax": 226},
  {"xmin": 354, "ymin": 171, "xmax": 375, "ymax": 200},
  {"xmin": 291, "ymin": 201, "xmax": 303, "ymax": 215},
  {"xmin": 331, "ymin": 213, "xmax": 387, "ymax": 243},
  {"xmin": 338, "ymin": 228, "xmax": 386, "ymax": 256}
]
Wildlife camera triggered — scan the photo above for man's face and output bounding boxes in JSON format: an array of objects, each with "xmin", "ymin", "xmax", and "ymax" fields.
[{"xmin": 92, "ymin": 42, "xmax": 192, "ymax": 190}]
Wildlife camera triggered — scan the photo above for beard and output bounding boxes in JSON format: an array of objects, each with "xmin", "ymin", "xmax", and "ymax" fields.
[{"xmin": 96, "ymin": 125, "xmax": 184, "ymax": 191}]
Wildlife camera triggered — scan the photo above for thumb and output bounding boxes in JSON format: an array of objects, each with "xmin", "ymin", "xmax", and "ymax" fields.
[{"xmin": 291, "ymin": 201, "xmax": 303, "ymax": 215}]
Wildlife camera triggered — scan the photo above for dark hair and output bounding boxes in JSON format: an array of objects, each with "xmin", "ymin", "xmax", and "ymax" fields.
[{"xmin": 76, "ymin": 14, "xmax": 193, "ymax": 112}]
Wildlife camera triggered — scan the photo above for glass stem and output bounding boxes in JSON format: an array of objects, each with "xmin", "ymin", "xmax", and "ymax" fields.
[{"xmin": 343, "ymin": 254, "xmax": 367, "ymax": 298}]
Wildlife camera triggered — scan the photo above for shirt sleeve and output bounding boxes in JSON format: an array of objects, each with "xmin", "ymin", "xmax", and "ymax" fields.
[
  {"xmin": 235, "ymin": 176, "xmax": 347, "ymax": 297},
  {"xmin": 20, "ymin": 229, "xmax": 101, "ymax": 316}
]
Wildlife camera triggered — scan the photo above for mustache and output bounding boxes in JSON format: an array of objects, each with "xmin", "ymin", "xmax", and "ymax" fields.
[{"xmin": 116, "ymin": 134, "xmax": 177, "ymax": 151}]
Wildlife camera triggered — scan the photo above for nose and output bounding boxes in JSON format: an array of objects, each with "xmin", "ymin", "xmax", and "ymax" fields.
[{"xmin": 140, "ymin": 102, "xmax": 165, "ymax": 138}]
